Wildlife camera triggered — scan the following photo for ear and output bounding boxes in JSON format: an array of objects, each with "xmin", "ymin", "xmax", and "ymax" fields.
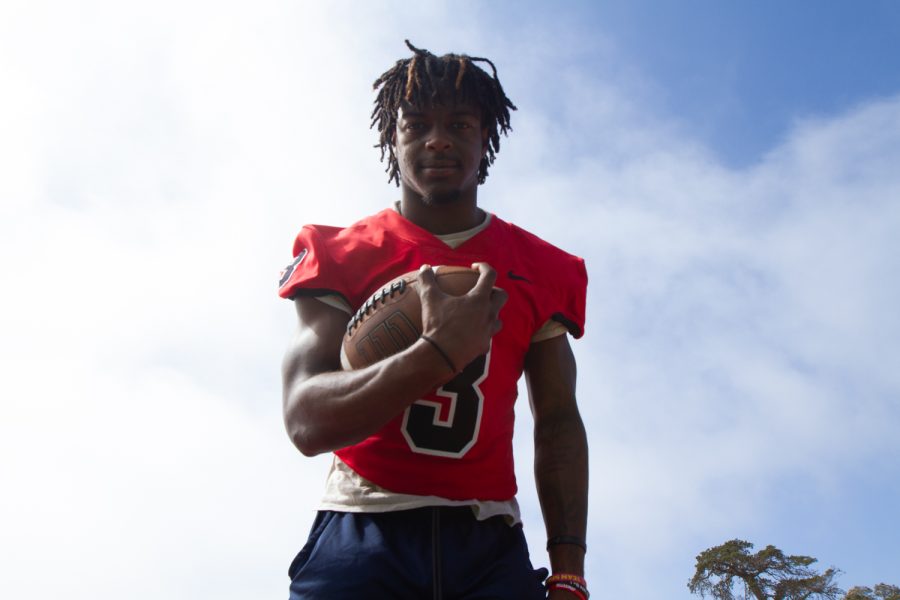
[{"xmin": 481, "ymin": 127, "xmax": 489, "ymax": 156}]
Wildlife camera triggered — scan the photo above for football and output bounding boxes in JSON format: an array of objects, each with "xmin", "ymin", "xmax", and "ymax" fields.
[{"xmin": 340, "ymin": 266, "xmax": 480, "ymax": 370}]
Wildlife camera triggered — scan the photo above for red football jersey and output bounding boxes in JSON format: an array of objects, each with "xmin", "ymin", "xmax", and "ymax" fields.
[{"xmin": 279, "ymin": 208, "xmax": 587, "ymax": 501}]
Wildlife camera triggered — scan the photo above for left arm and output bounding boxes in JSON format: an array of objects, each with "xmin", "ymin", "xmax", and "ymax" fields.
[{"xmin": 524, "ymin": 333, "xmax": 589, "ymax": 585}]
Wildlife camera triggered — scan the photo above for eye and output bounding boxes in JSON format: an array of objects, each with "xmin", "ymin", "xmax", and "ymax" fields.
[{"xmin": 403, "ymin": 121, "xmax": 425, "ymax": 132}]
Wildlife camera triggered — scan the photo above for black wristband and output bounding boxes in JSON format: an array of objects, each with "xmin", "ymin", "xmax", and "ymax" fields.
[
  {"xmin": 420, "ymin": 335, "xmax": 458, "ymax": 373},
  {"xmin": 547, "ymin": 535, "xmax": 587, "ymax": 553}
]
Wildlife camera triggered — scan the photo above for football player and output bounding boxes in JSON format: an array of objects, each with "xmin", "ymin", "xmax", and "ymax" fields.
[{"xmin": 280, "ymin": 41, "xmax": 589, "ymax": 600}]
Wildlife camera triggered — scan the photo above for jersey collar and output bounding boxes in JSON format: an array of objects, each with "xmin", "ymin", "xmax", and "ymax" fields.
[{"xmin": 380, "ymin": 205, "xmax": 500, "ymax": 252}]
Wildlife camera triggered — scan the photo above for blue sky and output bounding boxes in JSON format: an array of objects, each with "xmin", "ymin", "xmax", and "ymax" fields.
[
  {"xmin": 1, "ymin": 1, "xmax": 898, "ymax": 598},
  {"xmin": 535, "ymin": 0, "xmax": 900, "ymax": 166}
]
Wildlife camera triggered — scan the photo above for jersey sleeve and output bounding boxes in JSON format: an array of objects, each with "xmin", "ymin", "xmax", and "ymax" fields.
[
  {"xmin": 277, "ymin": 225, "xmax": 350, "ymax": 304},
  {"xmin": 550, "ymin": 255, "xmax": 588, "ymax": 339}
]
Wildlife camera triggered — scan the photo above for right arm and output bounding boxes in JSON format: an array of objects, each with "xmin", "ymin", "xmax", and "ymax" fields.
[{"xmin": 282, "ymin": 263, "xmax": 506, "ymax": 456}]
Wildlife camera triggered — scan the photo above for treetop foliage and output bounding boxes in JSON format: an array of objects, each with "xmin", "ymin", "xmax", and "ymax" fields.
[
  {"xmin": 688, "ymin": 539, "xmax": 842, "ymax": 600},
  {"xmin": 689, "ymin": 539, "xmax": 897, "ymax": 600},
  {"xmin": 844, "ymin": 585, "xmax": 900, "ymax": 600}
]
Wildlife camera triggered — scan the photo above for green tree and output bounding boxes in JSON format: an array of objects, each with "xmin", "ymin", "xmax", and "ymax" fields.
[
  {"xmin": 844, "ymin": 584, "xmax": 900, "ymax": 600},
  {"xmin": 688, "ymin": 539, "xmax": 843, "ymax": 600}
]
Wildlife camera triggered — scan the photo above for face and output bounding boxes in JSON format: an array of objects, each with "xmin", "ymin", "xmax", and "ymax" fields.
[{"xmin": 394, "ymin": 101, "xmax": 488, "ymax": 205}]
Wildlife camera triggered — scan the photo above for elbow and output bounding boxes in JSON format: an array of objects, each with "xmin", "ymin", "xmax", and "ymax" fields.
[
  {"xmin": 294, "ymin": 438, "xmax": 323, "ymax": 458},
  {"xmin": 283, "ymin": 378, "xmax": 328, "ymax": 457},
  {"xmin": 283, "ymin": 400, "xmax": 327, "ymax": 457},
  {"xmin": 283, "ymin": 381, "xmax": 357, "ymax": 457},
  {"xmin": 284, "ymin": 414, "xmax": 327, "ymax": 457}
]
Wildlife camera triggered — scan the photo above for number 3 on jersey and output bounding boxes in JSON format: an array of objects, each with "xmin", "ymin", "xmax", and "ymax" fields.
[{"xmin": 401, "ymin": 351, "xmax": 490, "ymax": 458}]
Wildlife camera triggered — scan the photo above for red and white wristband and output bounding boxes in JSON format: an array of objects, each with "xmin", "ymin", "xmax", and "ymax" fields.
[{"xmin": 546, "ymin": 573, "xmax": 590, "ymax": 599}]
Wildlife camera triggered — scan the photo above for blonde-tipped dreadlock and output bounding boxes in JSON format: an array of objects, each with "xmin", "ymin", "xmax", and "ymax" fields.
[{"xmin": 371, "ymin": 40, "xmax": 517, "ymax": 186}]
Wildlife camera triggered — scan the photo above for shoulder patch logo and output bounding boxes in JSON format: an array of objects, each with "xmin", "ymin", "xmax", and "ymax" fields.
[{"xmin": 278, "ymin": 248, "xmax": 308, "ymax": 288}]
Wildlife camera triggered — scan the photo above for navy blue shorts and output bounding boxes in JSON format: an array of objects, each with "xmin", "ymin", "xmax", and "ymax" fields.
[{"xmin": 288, "ymin": 507, "xmax": 548, "ymax": 599}]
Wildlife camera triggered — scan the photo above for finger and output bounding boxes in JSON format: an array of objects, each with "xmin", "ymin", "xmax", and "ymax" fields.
[
  {"xmin": 416, "ymin": 264, "xmax": 441, "ymax": 300},
  {"xmin": 469, "ymin": 262, "xmax": 497, "ymax": 296},
  {"xmin": 489, "ymin": 286, "xmax": 509, "ymax": 314},
  {"xmin": 490, "ymin": 317, "xmax": 504, "ymax": 337},
  {"xmin": 488, "ymin": 288, "xmax": 507, "ymax": 337}
]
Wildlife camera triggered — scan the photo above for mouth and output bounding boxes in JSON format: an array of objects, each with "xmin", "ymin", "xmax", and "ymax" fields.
[
  {"xmin": 421, "ymin": 160, "xmax": 459, "ymax": 169},
  {"xmin": 420, "ymin": 160, "xmax": 460, "ymax": 177}
]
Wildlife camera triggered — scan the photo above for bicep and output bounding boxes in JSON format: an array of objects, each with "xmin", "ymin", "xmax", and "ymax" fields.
[
  {"xmin": 282, "ymin": 297, "xmax": 350, "ymax": 387},
  {"xmin": 523, "ymin": 333, "xmax": 578, "ymax": 421}
]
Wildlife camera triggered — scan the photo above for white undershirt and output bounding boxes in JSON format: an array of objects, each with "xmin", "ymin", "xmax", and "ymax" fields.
[{"xmin": 320, "ymin": 455, "xmax": 522, "ymax": 525}]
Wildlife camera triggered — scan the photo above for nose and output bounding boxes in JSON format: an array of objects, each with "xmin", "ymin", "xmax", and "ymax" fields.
[{"xmin": 424, "ymin": 126, "xmax": 452, "ymax": 152}]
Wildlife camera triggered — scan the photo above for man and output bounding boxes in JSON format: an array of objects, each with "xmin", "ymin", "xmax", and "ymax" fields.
[{"xmin": 279, "ymin": 41, "xmax": 589, "ymax": 599}]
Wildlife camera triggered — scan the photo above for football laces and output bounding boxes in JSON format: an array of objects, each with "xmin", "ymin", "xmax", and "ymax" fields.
[{"xmin": 346, "ymin": 279, "xmax": 408, "ymax": 334}]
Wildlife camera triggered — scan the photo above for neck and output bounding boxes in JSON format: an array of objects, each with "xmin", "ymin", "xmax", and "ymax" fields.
[{"xmin": 399, "ymin": 186, "xmax": 484, "ymax": 235}]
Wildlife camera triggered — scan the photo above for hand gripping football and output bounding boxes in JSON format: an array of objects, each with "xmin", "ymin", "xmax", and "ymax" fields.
[{"xmin": 340, "ymin": 266, "xmax": 480, "ymax": 370}]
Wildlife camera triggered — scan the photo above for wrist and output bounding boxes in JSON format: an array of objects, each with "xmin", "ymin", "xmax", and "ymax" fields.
[
  {"xmin": 548, "ymin": 542, "xmax": 585, "ymax": 576},
  {"xmin": 408, "ymin": 337, "xmax": 458, "ymax": 384},
  {"xmin": 420, "ymin": 334, "xmax": 458, "ymax": 374},
  {"xmin": 547, "ymin": 535, "xmax": 587, "ymax": 553}
]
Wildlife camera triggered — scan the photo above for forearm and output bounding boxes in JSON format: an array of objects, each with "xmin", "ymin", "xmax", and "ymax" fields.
[
  {"xmin": 534, "ymin": 409, "xmax": 589, "ymax": 575},
  {"xmin": 283, "ymin": 338, "xmax": 452, "ymax": 456}
]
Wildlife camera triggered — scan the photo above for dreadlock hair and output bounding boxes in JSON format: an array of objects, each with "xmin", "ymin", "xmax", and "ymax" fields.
[{"xmin": 371, "ymin": 40, "xmax": 517, "ymax": 186}]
